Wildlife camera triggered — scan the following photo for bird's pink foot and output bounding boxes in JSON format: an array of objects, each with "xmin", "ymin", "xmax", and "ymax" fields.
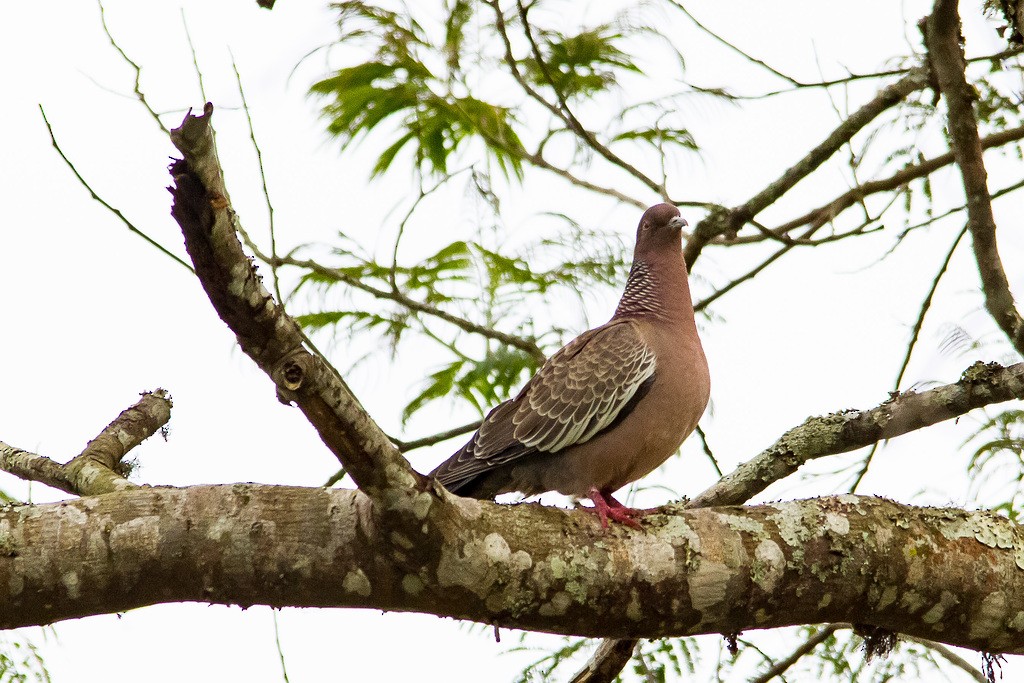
[{"xmin": 587, "ymin": 488, "xmax": 648, "ymax": 530}]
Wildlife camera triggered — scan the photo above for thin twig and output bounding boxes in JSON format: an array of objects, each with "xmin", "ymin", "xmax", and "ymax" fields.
[
  {"xmin": 181, "ymin": 10, "xmax": 208, "ymax": 102},
  {"xmin": 892, "ymin": 176, "xmax": 1024, "ymax": 246},
  {"xmin": 848, "ymin": 226, "xmax": 970, "ymax": 493},
  {"xmin": 230, "ymin": 51, "xmax": 283, "ymax": 305},
  {"xmin": 748, "ymin": 625, "xmax": 840, "ymax": 683},
  {"xmin": 271, "ymin": 610, "xmax": 291, "ymax": 683},
  {"xmin": 894, "ymin": 226, "xmax": 970, "ymax": 392},
  {"xmin": 394, "ymin": 421, "xmax": 481, "ymax": 452},
  {"xmin": 695, "ymin": 424, "xmax": 722, "ymax": 477},
  {"xmin": 97, "ymin": 0, "xmax": 168, "ymax": 134},
  {"xmin": 902, "ymin": 635, "xmax": 987, "ymax": 683},
  {"xmin": 38, "ymin": 106, "xmax": 193, "ymax": 272},
  {"xmin": 665, "ymin": 1, "xmax": 802, "ymax": 86},
  {"xmin": 487, "ymin": 0, "xmax": 664, "ymax": 199},
  {"xmin": 323, "ymin": 420, "xmax": 483, "ymax": 490},
  {"xmin": 683, "ymin": 67, "xmax": 929, "ymax": 267}
]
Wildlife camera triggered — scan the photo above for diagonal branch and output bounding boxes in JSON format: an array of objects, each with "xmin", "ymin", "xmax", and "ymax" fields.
[
  {"xmin": 926, "ymin": 2, "xmax": 1024, "ymax": 355},
  {"xmin": 738, "ymin": 125, "xmax": 1024, "ymax": 245},
  {"xmin": 167, "ymin": 104, "xmax": 415, "ymax": 495},
  {"xmin": 38, "ymin": 106, "xmax": 193, "ymax": 273},
  {"xmin": 683, "ymin": 68, "xmax": 930, "ymax": 268},
  {"xmin": 692, "ymin": 360, "xmax": 1024, "ymax": 508}
]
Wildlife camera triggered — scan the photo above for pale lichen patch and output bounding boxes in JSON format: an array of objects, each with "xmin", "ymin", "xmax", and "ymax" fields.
[
  {"xmin": 767, "ymin": 502, "xmax": 816, "ymax": 562},
  {"xmin": 538, "ymin": 591, "xmax": 572, "ymax": 617},
  {"xmin": 402, "ymin": 573, "xmax": 424, "ymax": 596},
  {"xmin": 452, "ymin": 496, "xmax": 483, "ymax": 520},
  {"xmin": 690, "ymin": 559, "xmax": 730, "ymax": 614},
  {"xmin": 900, "ymin": 589, "xmax": 925, "ymax": 613},
  {"xmin": 627, "ymin": 534, "xmax": 676, "ymax": 584},
  {"xmin": 390, "ymin": 532, "xmax": 414, "ymax": 550},
  {"xmin": 973, "ymin": 514, "xmax": 1016, "ymax": 550},
  {"xmin": 922, "ymin": 590, "xmax": 959, "ymax": 625},
  {"xmin": 717, "ymin": 513, "xmax": 766, "ymax": 537},
  {"xmin": 61, "ymin": 571, "xmax": 80, "ymax": 600},
  {"xmin": 970, "ymin": 591, "xmax": 1008, "ymax": 641},
  {"xmin": 1007, "ymin": 610, "xmax": 1024, "ymax": 632},
  {"xmin": 876, "ymin": 585, "xmax": 898, "ymax": 611},
  {"xmin": 626, "ymin": 589, "xmax": 643, "ymax": 622},
  {"xmin": 751, "ymin": 540, "xmax": 785, "ymax": 593},
  {"xmin": 824, "ymin": 513, "xmax": 849, "ymax": 535},
  {"xmin": 343, "ymin": 569, "xmax": 372, "ymax": 597}
]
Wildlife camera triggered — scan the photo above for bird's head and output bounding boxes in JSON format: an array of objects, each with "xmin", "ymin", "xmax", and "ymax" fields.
[{"xmin": 635, "ymin": 203, "xmax": 687, "ymax": 254}]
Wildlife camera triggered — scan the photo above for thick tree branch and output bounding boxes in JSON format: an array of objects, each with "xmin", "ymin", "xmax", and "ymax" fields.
[
  {"xmin": 683, "ymin": 68, "xmax": 929, "ymax": 268},
  {"xmin": 926, "ymin": 2, "xmax": 1024, "ymax": 355},
  {"xmin": 167, "ymin": 104, "xmax": 414, "ymax": 496},
  {"xmin": 0, "ymin": 390, "xmax": 171, "ymax": 496},
  {"xmin": 5, "ymin": 489, "xmax": 1024, "ymax": 658}
]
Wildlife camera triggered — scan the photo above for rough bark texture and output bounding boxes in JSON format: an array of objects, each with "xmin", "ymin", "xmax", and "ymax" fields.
[
  {"xmin": 168, "ymin": 105, "xmax": 414, "ymax": 496},
  {"xmin": 3, "ymin": 489, "xmax": 1024, "ymax": 654},
  {"xmin": 926, "ymin": 1, "xmax": 1024, "ymax": 355}
]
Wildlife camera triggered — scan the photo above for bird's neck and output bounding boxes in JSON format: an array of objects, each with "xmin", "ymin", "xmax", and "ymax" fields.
[{"xmin": 612, "ymin": 252, "xmax": 696, "ymax": 325}]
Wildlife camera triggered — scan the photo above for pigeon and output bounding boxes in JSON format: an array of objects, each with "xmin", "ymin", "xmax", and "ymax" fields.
[{"xmin": 430, "ymin": 204, "xmax": 710, "ymax": 528}]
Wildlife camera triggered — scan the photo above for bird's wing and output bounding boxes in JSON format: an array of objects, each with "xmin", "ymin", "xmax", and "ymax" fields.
[{"xmin": 432, "ymin": 320, "xmax": 656, "ymax": 490}]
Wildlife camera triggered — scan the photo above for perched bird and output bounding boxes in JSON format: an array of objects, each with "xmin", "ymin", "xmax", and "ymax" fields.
[{"xmin": 430, "ymin": 204, "xmax": 710, "ymax": 528}]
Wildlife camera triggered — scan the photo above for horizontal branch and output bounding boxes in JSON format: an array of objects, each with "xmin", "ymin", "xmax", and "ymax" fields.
[{"xmin": 4, "ymin": 487, "xmax": 1024, "ymax": 656}]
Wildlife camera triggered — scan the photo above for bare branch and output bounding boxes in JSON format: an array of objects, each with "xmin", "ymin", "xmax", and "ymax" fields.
[
  {"xmin": 683, "ymin": 68, "xmax": 930, "ymax": 268},
  {"xmin": 926, "ymin": 2, "xmax": 1024, "ymax": 355},
  {"xmin": 759, "ymin": 125, "xmax": 1024, "ymax": 242},
  {"xmin": 693, "ymin": 360, "xmax": 1024, "ymax": 509},
  {"xmin": 748, "ymin": 624, "xmax": 840, "ymax": 683},
  {"xmin": 97, "ymin": 0, "xmax": 169, "ymax": 135},
  {"xmin": 0, "ymin": 390, "xmax": 172, "ymax": 497},
  {"xmin": 7, "ymin": 488, "xmax": 1024, "ymax": 659}
]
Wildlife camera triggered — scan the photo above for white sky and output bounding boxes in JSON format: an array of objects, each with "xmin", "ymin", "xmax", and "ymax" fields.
[{"xmin": 2, "ymin": 0, "xmax": 1023, "ymax": 680}]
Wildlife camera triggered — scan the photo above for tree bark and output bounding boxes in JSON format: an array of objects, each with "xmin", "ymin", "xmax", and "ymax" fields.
[{"xmin": 4, "ymin": 487, "xmax": 1024, "ymax": 655}]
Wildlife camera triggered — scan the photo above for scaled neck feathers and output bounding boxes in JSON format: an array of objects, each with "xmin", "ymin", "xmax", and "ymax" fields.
[{"xmin": 612, "ymin": 255, "xmax": 695, "ymax": 324}]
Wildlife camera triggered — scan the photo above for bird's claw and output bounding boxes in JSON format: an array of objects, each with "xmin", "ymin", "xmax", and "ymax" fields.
[{"xmin": 588, "ymin": 488, "xmax": 648, "ymax": 530}]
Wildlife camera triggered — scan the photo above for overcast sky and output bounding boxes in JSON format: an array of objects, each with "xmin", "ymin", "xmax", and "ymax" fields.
[{"xmin": 2, "ymin": 1, "xmax": 1023, "ymax": 680}]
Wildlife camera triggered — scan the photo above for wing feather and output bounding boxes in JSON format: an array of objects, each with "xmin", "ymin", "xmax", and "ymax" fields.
[{"xmin": 431, "ymin": 320, "xmax": 656, "ymax": 491}]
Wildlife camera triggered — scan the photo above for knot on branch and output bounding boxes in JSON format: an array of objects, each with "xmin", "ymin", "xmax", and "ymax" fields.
[{"xmin": 273, "ymin": 352, "xmax": 314, "ymax": 402}]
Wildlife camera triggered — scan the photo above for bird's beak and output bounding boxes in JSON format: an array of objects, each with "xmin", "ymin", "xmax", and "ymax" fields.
[{"xmin": 668, "ymin": 216, "xmax": 688, "ymax": 230}]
